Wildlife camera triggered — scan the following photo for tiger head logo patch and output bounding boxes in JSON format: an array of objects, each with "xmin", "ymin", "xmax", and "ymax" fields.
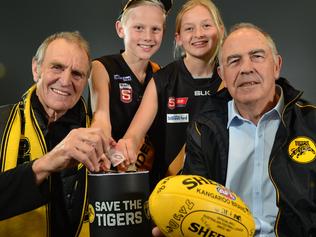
[
  {"xmin": 88, "ymin": 204, "xmax": 95, "ymax": 224},
  {"xmin": 288, "ymin": 136, "xmax": 316, "ymax": 164}
]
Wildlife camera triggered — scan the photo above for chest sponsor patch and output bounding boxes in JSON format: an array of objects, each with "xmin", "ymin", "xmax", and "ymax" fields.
[
  {"xmin": 194, "ymin": 90, "xmax": 211, "ymax": 96},
  {"xmin": 114, "ymin": 74, "xmax": 132, "ymax": 82},
  {"xmin": 166, "ymin": 113, "xmax": 189, "ymax": 123},
  {"xmin": 288, "ymin": 136, "xmax": 316, "ymax": 164},
  {"xmin": 168, "ymin": 97, "xmax": 189, "ymax": 110},
  {"xmin": 119, "ymin": 83, "xmax": 133, "ymax": 103}
]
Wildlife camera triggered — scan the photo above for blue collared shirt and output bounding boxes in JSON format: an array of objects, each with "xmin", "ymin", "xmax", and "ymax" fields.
[{"xmin": 225, "ymin": 86, "xmax": 284, "ymax": 237}]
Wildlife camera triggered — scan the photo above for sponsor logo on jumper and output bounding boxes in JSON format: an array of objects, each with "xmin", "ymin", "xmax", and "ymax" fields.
[
  {"xmin": 194, "ymin": 90, "xmax": 211, "ymax": 96},
  {"xmin": 288, "ymin": 136, "xmax": 316, "ymax": 163},
  {"xmin": 167, "ymin": 113, "xmax": 189, "ymax": 123},
  {"xmin": 114, "ymin": 74, "xmax": 132, "ymax": 82},
  {"xmin": 168, "ymin": 97, "xmax": 189, "ymax": 110},
  {"xmin": 119, "ymin": 83, "xmax": 133, "ymax": 103}
]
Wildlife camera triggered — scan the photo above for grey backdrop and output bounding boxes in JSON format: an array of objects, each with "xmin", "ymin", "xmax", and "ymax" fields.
[{"xmin": 0, "ymin": 0, "xmax": 315, "ymax": 105}]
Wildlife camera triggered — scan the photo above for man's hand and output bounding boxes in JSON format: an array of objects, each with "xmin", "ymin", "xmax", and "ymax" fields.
[
  {"xmin": 152, "ymin": 226, "xmax": 165, "ymax": 237},
  {"xmin": 32, "ymin": 127, "xmax": 111, "ymax": 184}
]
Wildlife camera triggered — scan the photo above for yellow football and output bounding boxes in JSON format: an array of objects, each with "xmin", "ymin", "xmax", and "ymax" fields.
[{"xmin": 149, "ymin": 175, "xmax": 255, "ymax": 237}]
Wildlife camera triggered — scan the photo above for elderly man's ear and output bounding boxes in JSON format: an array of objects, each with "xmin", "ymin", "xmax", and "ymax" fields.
[
  {"xmin": 273, "ymin": 55, "xmax": 282, "ymax": 81},
  {"xmin": 217, "ymin": 65, "xmax": 227, "ymax": 88},
  {"xmin": 32, "ymin": 59, "xmax": 40, "ymax": 82}
]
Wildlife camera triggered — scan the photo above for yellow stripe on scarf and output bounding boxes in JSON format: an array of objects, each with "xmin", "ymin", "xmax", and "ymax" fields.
[
  {"xmin": 0, "ymin": 85, "xmax": 48, "ymax": 237},
  {"xmin": 0, "ymin": 85, "xmax": 92, "ymax": 237}
]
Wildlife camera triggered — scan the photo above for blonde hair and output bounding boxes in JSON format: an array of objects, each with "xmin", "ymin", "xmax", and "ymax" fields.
[
  {"xmin": 33, "ymin": 31, "xmax": 92, "ymax": 77},
  {"xmin": 174, "ymin": 0, "xmax": 225, "ymax": 62},
  {"xmin": 119, "ymin": 0, "xmax": 166, "ymax": 26}
]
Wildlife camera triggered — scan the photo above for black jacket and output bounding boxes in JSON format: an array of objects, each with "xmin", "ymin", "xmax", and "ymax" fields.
[
  {"xmin": 0, "ymin": 159, "xmax": 48, "ymax": 220},
  {"xmin": 183, "ymin": 78, "xmax": 316, "ymax": 237},
  {"xmin": 0, "ymin": 87, "xmax": 89, "ymax": 237}
]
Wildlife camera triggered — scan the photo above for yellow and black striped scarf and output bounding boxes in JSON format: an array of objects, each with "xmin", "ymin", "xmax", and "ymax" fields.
[{"xmin": 0, "ymin": 85, "xmax": 90, "ymax": 237}]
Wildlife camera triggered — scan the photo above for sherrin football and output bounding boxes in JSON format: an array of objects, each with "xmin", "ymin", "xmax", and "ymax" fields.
[{"xmin": 149, "ymin": 175, "xmax": 255, "ymax": 237}]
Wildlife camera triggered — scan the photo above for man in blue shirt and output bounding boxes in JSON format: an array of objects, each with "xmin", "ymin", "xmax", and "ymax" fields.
[
  {"xmin": 181, "ymin": 23, "xmax": 316, "ymax": 237},
  {"xmin": 152, "ymin": 22, "xmax": 316, "ymax": 237}
]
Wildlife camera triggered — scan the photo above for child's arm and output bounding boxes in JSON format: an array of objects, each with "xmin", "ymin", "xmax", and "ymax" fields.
[
  {"xmin": 89, "ymin": 60, "xmax": 112, "ymax": 139},
  {"xmin": 117, "ymin": 79, "xmax": 158, "ymax": 167}
]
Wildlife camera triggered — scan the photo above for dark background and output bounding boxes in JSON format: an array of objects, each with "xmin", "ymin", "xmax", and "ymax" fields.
[{"xmin": 0, "ymin": 0, "xmax": 315, "ymax": 104}]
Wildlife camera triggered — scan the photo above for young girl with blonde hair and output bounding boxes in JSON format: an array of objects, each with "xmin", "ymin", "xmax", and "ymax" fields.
[
  {"xmin": 89, "ymin": 0, "xmax": 172, "ymax": 169},
  {"xmin": 119, "ymin": 0, "xmax": 226, "ymax": 187}
]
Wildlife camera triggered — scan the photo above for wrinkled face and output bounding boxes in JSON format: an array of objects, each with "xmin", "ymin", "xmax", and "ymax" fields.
[
  {"xmin": 117, "ymin": 5, "xmax": 165, "ymax": 61},
  {"xmin": 176, "ymin": 5, "xmax": 219, "ymax": 60},
  {"xmin": 33, "ymin": 39, "xmax": 90, "ymax": 119},
  {"xmin": 218, "ymin": 28, "xmax": 282, "ymax": 107}
]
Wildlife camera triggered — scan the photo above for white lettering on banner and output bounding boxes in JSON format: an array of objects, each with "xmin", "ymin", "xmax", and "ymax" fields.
[
  {"xmin": 167, "ymin": 113, "xmax": 189, "ymax": 123},
  {"xmin": 93, "ymin": 199, "xmax": 145, "ymax": 227},
  {"xmin": 95, "ymin": 211, "xmax": 142, "ymax": 226}
]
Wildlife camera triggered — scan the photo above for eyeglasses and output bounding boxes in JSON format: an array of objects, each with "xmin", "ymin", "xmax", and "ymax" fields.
[{"xmin": 118, "ymin": 0, "xmax": 173, "ymax": 19}]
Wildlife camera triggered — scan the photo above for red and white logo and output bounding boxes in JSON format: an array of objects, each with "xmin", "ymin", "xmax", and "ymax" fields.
[
  {"xmin": 119, "ymin": 83, "xmax": 133, "ymax": 103},
  {"xmin": 216, "ymin": 186, "xmax": 236, "ymax": 201},
  {"xmin": 168, "ymin": 97, "xmax": 176, "ymax": 110},
  {"xmin": 168, "ymin": 97, "xmax": 188, "ymax": 110}
]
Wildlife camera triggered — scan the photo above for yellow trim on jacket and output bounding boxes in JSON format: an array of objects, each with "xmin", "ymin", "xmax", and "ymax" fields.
[{"xmin": 0, "ymin": 85, "xmax": 91, "ymax": 237}]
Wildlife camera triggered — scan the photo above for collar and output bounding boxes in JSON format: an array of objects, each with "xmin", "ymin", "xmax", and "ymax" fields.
[
  {"xmin": 31, "ymin": 92, "xmax": 87, "ymax": 134},
  {"xmin": 227, "ymin": 85, "xmax": 284, "ymax": 128}
]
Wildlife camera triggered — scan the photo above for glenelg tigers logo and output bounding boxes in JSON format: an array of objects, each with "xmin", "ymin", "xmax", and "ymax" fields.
[
  {"xmin": 288, "ymin": 136, "xmax": 316, "ymax": 163},
  {"xmin": 143, "ymin": 201, "xmax": 151, "ymax": 220},
  {"xmin": 88, "ymin": 204, "xmax": 95, "ymax": 223}
]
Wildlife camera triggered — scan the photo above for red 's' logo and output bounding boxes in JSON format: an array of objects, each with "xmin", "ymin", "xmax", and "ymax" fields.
[
  {"xmin": 168, "ymin": 97, "xmax": 175, "ymax": 109},
  {"xmin": 168, "ymin": 97, "xmax": 188, "ymax": 110},
  {"xmin": 119, "ymin": 83, "xmax": 133, "ymax": 103}
]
